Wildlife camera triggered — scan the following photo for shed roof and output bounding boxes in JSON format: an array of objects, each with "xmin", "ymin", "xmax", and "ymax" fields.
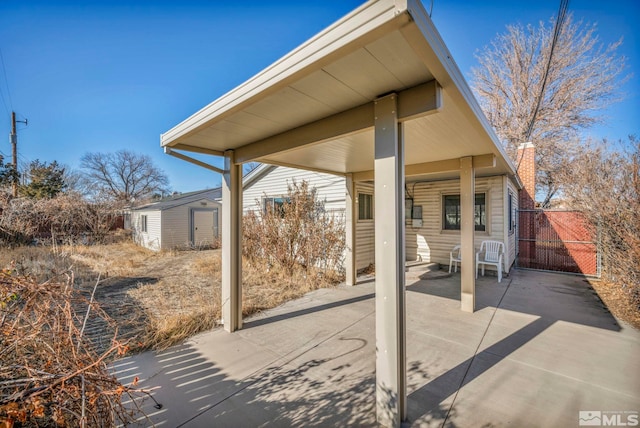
[
  {"xmin": 132, "ymin": 188, "xmax": 221, "ymax": 211},
  {"xmin": 161, "ymin": 0, "xmax": 517, "ymax": 183}
]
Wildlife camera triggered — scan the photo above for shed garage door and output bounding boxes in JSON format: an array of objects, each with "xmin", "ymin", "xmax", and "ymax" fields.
[{"xmin": 191, "ymin": 209, "xmax": 216, "ymax": 247}]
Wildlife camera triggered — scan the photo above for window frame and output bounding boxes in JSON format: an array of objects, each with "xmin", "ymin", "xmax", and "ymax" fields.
[
  {"xmin": 262, "ymin": 196, "xmax": 290, "ymax": 217},
  {"xmin": 141, "ymin": 214, "xmax": 148, "ymax": 233},
  {"xmin": 357, "ymin": 192, "xmax": 374, "ymax": 221},
  {"xmin": 441, "ymin": 192, "xmax": 487, "ymax": 232}
]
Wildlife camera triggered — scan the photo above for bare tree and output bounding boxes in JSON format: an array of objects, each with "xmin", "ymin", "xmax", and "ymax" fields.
[
  {"xmin": 80, "ymin": 150, "xmax": 170, "ymax": 203},
  {"xmin": 243, "ymin": 162, "xmax": 261, "ymax": 176},
  {"xmin": 472, "ymin": 13, "xmax": 627, "ymax": 206},
  {"xmin": 559, "ymin": 136, "xmax": 639, "ymax": 306}
]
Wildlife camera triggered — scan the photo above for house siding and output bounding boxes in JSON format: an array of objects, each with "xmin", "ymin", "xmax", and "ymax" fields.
[
  {"xmin": 131, "ymin": 210, "xmax": 162, "ymax": 251},
  {"xmin": 355, "ymin": 181, "xmax": 375, "ymax": 270},
  {"xmin": 405, "ymin": 176, "xmax": 506, "ymax": 268},
  {"xmin": 243, "ymin": 166, "xmax": 378, "ymax": 271},
  {"xmin": 243, "ymin": 165, "xmax": 518, "ymax": 274},
  {"xmin": 243, "ymin": 166, "xmax": 345, "ymax": 213}
]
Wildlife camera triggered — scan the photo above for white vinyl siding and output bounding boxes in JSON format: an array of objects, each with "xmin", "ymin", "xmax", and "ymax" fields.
[
  {"xmin": 243, "ymin": 166, "xmax": 346, "ymax": 214},
  {"xmin": 132, "ymin": 210, "xmax": 162, "ymax": 251},
  {"xmin": 405, "ymin": 176, "xmax": 506, "ymax": 266},
  {"xmin": 242, "ymin": 165, "xmax": 517, "ymax": 274},
  {"xmin": 355, "ymin": 181, "xmax": 375, "ymax": 270},
  {"xmin": 244, "ymin": 165, "xmax": 376, "ymax": 272}
]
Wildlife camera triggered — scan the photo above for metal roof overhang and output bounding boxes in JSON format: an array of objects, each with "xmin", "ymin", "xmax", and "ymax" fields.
[{"xmin": 160, "ymin": 0, "xmax": 518, "ymax": 183}]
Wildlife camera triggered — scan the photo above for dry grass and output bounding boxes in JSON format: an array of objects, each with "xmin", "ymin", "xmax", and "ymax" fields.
[
  {"xmin": 64, "ymin": 241, "xmax": 158, "ymax": 277},
  {"xmin": 128, "ymin": 254, "xmax": 342, "ymax": 350},
  {"xmin": 127, "ymin": 252, "xmax": 221, "ymax": 349},
  {"xmin": 242, "ymin": 258, "xmax": 341, "ymax": 315},
  {"xmin": 0, "ymin": 239, "xmax": 343, "ymax": 352}
]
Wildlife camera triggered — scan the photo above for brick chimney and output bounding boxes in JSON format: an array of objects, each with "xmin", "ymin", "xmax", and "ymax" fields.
[{"xmin": 516, "ymin": 142, "xmax": 535, "ymax": 210}]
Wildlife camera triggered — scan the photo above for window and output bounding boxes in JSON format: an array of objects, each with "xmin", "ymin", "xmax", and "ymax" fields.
[
  {"xmin": 358, "ymin": 193, "xmax": 373, "ymax": 220},
  {"xmin": 213, "ymin": 208, "xmax": 219, "ymax": 238},
  {"xmin": 141, "ymin": 215, "xmax": 148, "ymax": 233},
  {"xmin": 263, "ymin": 197, "xmax": 290, "ymax": 217},
  {"xmin": 442, "ymin": 193, "xmax": 486, "ymax": 231}
]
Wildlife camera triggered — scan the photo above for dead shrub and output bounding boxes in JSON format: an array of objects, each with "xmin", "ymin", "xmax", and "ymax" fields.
[
  {"xmin": 0, "ymin": 191, "xmax": 122, "ymax": 246},
  {"xmin": 561, "ymin": 137, "xmax": 640, "ymax": 309},
  {"xmin": 243, "ymin": 180, "xmax": 346, "ymax": 278},
  {"xmin": 0, "ymin": 268, "xmax": 148, "ymax": 426}
]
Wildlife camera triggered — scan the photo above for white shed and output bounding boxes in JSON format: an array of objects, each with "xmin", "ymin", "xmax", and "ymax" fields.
[{"xmin": 130, "ymin": 189, "xmax": 222, "ymax": 251}]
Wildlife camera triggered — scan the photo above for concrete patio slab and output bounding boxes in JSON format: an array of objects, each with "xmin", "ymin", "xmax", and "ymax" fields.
[{"xmin": 113, "ymin": 268, "xmax": 640, "ymax": 427}]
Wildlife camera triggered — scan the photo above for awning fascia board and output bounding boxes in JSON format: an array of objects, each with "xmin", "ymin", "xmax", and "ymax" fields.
[
  {"xmin": 257, "ymin": 159, "xmax": 347, "ymax": 178},
  {"xmin": 351, "ymin": 153, "xmax": 495, "ymax": 181},
  {"xmin": 234, "ymin": 80, "xmax": 441, "ymax": 164}
]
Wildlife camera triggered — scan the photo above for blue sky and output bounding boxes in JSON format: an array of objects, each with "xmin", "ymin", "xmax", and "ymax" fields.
[{"xmin": 0, "ymin": 0, "xmax": 638, "ymax": 193}]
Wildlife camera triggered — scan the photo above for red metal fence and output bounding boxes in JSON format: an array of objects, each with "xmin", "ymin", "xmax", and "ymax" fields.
[{"xmin": 517, "ymin": 210, "xmax": 600, "ymax": 276}]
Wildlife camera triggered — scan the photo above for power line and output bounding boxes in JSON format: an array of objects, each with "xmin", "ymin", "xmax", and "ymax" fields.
[{"xmin": 524, "ymin": 0, "xmax": 570, "ymax": 142}]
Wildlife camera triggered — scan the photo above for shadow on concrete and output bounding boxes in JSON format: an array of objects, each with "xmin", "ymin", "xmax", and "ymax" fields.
[
  {"xmin": 114, "ymin": 343, "xmax": 236, "ymax": 427},
  {"xmin": 244, "ymin": 292, "xmax": 375, "ymax": 329},
  {"xmin": 115, "ymin": 268, "xmax": 628, "ymax": 427},
  {"xmin": 405, "ymin": 270, "xmax": 621, "ymax": 425}
]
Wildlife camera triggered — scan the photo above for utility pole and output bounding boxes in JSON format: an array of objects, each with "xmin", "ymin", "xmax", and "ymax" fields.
[{"xmin": 9, "ymin": 111, "xmax": 27, "ymax": 197}]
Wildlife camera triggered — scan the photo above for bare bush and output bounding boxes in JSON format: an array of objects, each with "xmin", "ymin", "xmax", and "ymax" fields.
[
  {"xmin": 0, "ymin": 268, "xmax": 147, "ymax": 426},
  {"xmin": 561, "ymin": 137, "xmax": 639, "ymax": 307},
  {"xmin": 243, "ymin": 180, "xmax": 345, "ymax": 279},
  {"xmin": 0, "ymin": 192, "xmax": 121, "ymax": 246}
]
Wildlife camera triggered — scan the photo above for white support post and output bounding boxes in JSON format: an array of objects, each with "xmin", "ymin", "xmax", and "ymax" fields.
[
  {"xmin": 222, "ymin": 150, "xmax": 243, "ymax": 332},
  {"xmin": 374, "ymin": 93, "xmax": 406, "ymax": 427},
  {"xmin": 460, "ymin": 156, "xmax": 475, "ymax": 312},
  {"xmin": 345, "ymin": 173, "xmax": 357, "ymax": 286}
]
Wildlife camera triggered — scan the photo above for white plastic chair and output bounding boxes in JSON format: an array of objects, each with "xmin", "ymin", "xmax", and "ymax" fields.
[
  {"xmin": 449, "ymin": 245, "xmax": 462, "ymax": 273},
  {"xmin": 476, "ymin": 240, "xmax": 505, "ymax": 282}
]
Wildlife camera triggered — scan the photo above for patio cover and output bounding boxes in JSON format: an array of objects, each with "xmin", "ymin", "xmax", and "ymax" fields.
[{"xmin": 160, "ymin": 1, "xmax": 517, "ymax": 426}]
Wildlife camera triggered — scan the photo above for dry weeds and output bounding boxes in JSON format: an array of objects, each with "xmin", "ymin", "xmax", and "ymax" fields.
[
  {"xmin": 0, "ymin": 235, "xmax": 344, "ymax": 355},
  {"xmin": 0, "ymin": 268, "xmax": 150, "ymax": 426},
  {"xmin": 590, "ymin": 279, "xmax": 640, "ymax": 330},
  {"xmin": 128, "ymin": 253, "xmax": 342, "ymax": 350},
  {"xmin": 65, "ymin": 241, "xmax": 157, "ymax": 277}
]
